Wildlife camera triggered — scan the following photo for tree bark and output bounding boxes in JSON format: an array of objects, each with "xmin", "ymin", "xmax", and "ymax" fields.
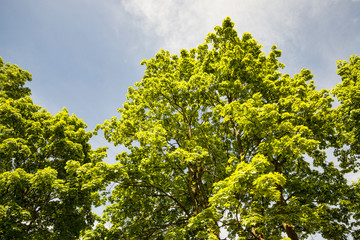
[
  {"xmin": 251, "ymin": 226, "xmax": 265, "ymax": 240},
  {"xmin": 273, "ymin": 158, "xmax": 299, "ymax": 240},
  {"xmin": 282, "ymin": 222, "xmax": 299, "ymax": 240}
]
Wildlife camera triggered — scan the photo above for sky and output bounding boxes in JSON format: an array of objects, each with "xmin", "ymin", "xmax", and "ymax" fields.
[
  {"xmin": 0, "ymin": 0, "xmax": 359, "ymax": 163},
  {"xmin": 1, "ymin": 0, "xmax": 360, "ymax": 238},
  {"xmin": 1, "ymin": 0, "xmax": 359, "ymax": 129},
  {"xmin": 2, "ymin": 0, "xmax": 360, "ymax": 161}
]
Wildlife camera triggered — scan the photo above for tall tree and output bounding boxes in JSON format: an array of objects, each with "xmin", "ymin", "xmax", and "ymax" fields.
[
  {"xmin": 333, "ymin": 55, "xmax": 360, "ymax": 239},
  {"xmin": 333, "ymin": 55, "xmax": 360, "ymax": 171},
  {"xmin": 94, "ymin": 18, "xmax": 350, "ymax": 239},
  {"xmin": 0, "ymin": 57, "xmax": 111, "ymax": 240}
]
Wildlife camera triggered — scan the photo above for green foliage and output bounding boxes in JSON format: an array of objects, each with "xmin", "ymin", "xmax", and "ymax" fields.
[
  {"xmin": 93, "ymin": 17, "xmax": 352, "ymax": 240},
  {"xmin": 0, "ymin": 57, "xmax": 110, "ymax": 239},
  {"xmin": 333, "ymin": 55, "xmax": 360, "ymax": 170},
  {"xmin": 333, "ymin": 55, "xmax": 360, "ymax": 239},
  {"xmin": 2, "ymin": 19, "xmax": 359, "ymax": 240}
]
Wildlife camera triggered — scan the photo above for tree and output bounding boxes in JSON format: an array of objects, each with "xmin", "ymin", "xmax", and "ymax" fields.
[
  {"xmin": 333, "ymin": 55, "xmax": 360, "ymax": 171},
  {"xmin": 94, "ymin": 18, "xmax": 352, "ymax": 239},
  {"xmin": 0, "ymin": 57, "xmax": 112, "ymax": 239},
  {"xmin": 333, "ymin": 55, "xmax": 360, "ymax": 239}
]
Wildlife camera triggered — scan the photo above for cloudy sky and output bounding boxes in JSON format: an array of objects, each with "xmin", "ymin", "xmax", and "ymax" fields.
[{"xmin": 1, "ymin": 0, "xmax": 360, "ymax": 161}]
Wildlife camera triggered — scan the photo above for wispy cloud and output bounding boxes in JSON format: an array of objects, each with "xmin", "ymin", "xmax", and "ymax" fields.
[
  {"xmin": 105, "ymin": 0, "xmax": 360, "ymax": 91},
  {"xmin": 118, "ymin": 0, "xmax": 341, "ymax": 53}
]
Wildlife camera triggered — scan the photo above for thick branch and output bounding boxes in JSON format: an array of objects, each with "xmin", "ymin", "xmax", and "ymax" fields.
[
  {"xmin": 250, "ymin": 226, "xmax": 265, "ymax": 240},
  {"xmin": 230, "ymin": 119, "xmax": 244, "ymax": 159},
  {"xmin": 272, "ymin": 157, "xmax": 299, "ymax": 240}
]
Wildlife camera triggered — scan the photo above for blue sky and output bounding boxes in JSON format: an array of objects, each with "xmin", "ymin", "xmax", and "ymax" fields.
[{"xmin": 1, "ymin": 0, "xmax": 360, "ymax": 159}]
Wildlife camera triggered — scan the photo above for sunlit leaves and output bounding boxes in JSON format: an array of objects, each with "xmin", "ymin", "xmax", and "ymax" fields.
[
  {"xmin": 0, "ymin": 57, "xmax": 109, "ymax": 239},
  {"xmin": 333, "ymin": 55, "xmax": 360, "ymax": 239},
  {"xmin": 93, "ymin": 17, "xmax": 350, "ymax": 240}
]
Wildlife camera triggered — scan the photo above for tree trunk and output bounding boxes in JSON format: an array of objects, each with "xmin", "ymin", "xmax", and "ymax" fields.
[
  {"xmin": 273, "ymin": 159, "xmax": 300, "ymax": 240},
  {"xmin": 282, "ymin": 222, "xmax": 299, "ymax": 240}
]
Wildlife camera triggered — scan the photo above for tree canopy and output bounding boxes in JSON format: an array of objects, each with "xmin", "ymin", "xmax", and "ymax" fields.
[
  {"xmin": 0, "ymin": 57, "xmax": 113, "ymax": 239},
  {"xmin": 1, "ymin": 17, "xmax": 360, "ymax": 240},
  {"xmin": 90, "ymin": 18, "xmax": 359, "ymax": 239}
]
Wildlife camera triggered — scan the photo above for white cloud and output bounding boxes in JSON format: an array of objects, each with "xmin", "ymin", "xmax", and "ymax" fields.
[
  {"xmin": 103, "ymin": 0, "xmax": 360, "ymax": 92},
  {"xmin": 117, "ymin": 0, "xmax": 341, "ymax": 53}
]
